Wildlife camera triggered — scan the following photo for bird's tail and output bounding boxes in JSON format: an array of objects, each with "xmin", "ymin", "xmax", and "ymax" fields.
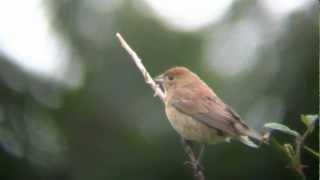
[
  {"xmin": 246, "ymin": 129, "xmax": 263, "ymax": 142},
  {"xmin": 239, "ymin": 136, "xmax": 258, "ymax": 148},
  {"xmin": 239, "ymin": 129, "xmax": 263, "ymax": 148}
]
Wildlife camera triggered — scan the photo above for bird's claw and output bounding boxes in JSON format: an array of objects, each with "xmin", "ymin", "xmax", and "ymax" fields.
[{"xmin": 184, "ymin": 160, "xmax": 204, "ymax": 171}]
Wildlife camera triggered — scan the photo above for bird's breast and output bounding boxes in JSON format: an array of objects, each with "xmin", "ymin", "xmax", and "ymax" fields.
[{"xmin": 165, "ymin": 103, "xmax": 225, "ymax": 144}]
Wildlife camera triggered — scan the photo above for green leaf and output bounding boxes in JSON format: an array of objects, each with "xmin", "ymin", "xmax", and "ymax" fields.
[
  {"xmin": 301, "ymin": 114, "xmax": 318, "ymax": 129},
  {"xmin": 269, "ymin": 139, "xmax": 292, "ymax": 162},
  {"xmin": 264, "ymin": 122, "xmax": 301, "ymax": 137},
  {"xmin": 283, "ymin": 143, "xmax": 295, "ymax": 159}
]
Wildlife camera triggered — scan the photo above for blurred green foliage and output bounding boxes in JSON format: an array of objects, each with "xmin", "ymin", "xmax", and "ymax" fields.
[{"xmin": 0, "ymin": 0, "xmax": 318, "ymax": 180}]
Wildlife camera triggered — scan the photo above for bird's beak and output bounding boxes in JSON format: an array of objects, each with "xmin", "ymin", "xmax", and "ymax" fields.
[{"xmin": 154, "ymin": 74, "xmax": 164, "ymax": 84}]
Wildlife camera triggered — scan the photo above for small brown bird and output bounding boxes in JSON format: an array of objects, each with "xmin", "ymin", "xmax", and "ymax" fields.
[{"xmin": 155, "ymin": 67, "xmax": 262, "ymax": 148}]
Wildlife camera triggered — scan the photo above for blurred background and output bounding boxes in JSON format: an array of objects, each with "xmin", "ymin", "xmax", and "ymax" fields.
[{"xmin": 0, "ymin": 0, "xmax": 318, "ymax": 180}]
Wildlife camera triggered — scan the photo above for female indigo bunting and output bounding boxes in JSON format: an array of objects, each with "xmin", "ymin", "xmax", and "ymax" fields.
[{"xmin": 155, "ymin": 67, "xmax": 262, "ymax": 148}]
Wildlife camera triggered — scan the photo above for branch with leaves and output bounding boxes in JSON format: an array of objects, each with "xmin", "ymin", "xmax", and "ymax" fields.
[
  {"xmin": 265, "ymin": 114, "xmax": 319, "ymax": 179},
  {"xmin": 116, "ymin": 33, "xmax": 206, "ymax": 180}
]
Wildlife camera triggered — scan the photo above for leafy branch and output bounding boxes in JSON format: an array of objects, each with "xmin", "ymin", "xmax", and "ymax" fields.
[{"xmin": 264, "ymin": 114, "xmax": 319, "ymax": 179}]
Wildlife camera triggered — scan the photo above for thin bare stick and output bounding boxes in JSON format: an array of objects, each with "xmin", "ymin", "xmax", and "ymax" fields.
[
  {"xmin": 116, "ymin": 33, "xmax": 165, "ymax": 101},
  {"xmin": 116, "ymin": 32, "xmax": 205, "ymax": 180},
  {"xmin": 182, "ymin": 139, "xmax": 206, "ymax": 180}
]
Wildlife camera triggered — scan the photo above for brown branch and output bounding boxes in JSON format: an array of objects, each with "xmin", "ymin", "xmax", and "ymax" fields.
[
  {"xmin": 182, "ymin": 139, "xmax": 206, "ymax": 180},
  {"xmin": 116, "ymin": 32, "xmax": 205, "ymax": 180}
]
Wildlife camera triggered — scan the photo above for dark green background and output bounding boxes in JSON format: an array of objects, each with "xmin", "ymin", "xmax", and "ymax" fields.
[{"xmin": 0, "ymin": 0, "xmax": 318, "ymax": 180}]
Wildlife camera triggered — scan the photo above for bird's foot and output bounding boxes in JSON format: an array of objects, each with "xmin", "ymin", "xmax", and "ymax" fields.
[{"xmin": 184, "ymin": 159, "xmax": 204, "ymax": 171}]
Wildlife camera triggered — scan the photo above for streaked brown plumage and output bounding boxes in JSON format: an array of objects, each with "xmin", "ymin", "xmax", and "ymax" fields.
[{"xmin": 155, "ymin": 67, "xmax": 261, "ymax": 147}]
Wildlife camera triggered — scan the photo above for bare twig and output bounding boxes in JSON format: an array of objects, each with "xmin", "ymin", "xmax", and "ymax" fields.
[
  {"xmin": 116, "ymin": 33, "xmax": 165, "ymax": 101},
  {"xmin": 116, "ymin": 32, "xmax": 205, "ymax": 180},
  {"xmin": 182, "ymin": 139, "xmax": 205, "ymax": 180}
]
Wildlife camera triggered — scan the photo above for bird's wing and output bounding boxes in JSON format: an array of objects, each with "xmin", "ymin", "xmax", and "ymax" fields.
[{"xmin": 169, "ymin": 89, "xmax": 249, "ymax": 136}]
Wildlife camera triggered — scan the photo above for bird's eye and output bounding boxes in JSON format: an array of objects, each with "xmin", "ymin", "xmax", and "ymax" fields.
[{"xmin": 168, "ymin": 76, "xmax": 174, "ymax": 81}]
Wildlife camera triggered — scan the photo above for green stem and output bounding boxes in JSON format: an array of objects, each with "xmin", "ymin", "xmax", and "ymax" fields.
[
  {"xmin": 293, "ymin": 120, "xmax": 316, "ymax": 179},
  {"xmin": 303, "ymin": 145, "xmax": 320, "ymax": 158}
]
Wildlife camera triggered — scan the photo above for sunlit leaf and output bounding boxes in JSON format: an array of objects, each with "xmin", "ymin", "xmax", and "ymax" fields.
[
  {"xmin": 283, "ymin": 143, "xmax": 295, "ymax": 159},
  {"xmin": 264, "ymin": 122, "xmax": 301, "ymax": 137},
  {"xmin": 301, "ymin": 114, "xmax": 318, "ymax": 130}
]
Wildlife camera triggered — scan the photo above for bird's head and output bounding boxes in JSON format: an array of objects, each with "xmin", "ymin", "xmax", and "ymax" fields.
[{"xmin": 155, "ymin": 67, "xmax": 199, "ymax": 92}]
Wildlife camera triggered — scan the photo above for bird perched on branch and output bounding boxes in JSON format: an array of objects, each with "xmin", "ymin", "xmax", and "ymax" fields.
[{"xmin": 155, "ymin": 67, "xmax": 262, "ymax": 149}]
